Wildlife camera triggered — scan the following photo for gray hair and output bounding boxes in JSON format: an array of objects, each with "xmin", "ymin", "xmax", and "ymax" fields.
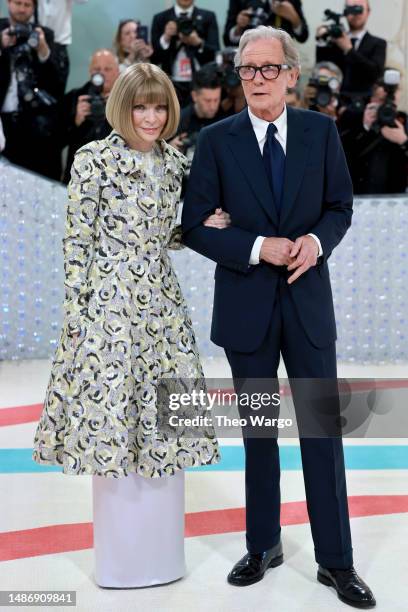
[
  {"xmin": 234, "ymin": 26, "xmax": 301, "ymax": 70},
  {"xmin": 312, "ymin": 61, "xmax": 343, "ymax": 84}
]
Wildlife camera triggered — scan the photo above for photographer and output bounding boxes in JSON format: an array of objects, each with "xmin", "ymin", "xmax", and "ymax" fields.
[
  {"xmin": 36, "ymin": 0, "xmax": 88, "ymax": 93},
  {"xmin": 0, "ymin": 0, "xmax": 63, "ymax": 179},
  {"xmin": 302, "ymin": 61, "xmax": 343, "ymax": 120},
  {"xmin": 341, "ymin": 73, "xmax": 408, "ymax": 194},
  {"xmin": 223, "ymin": 0, "xmax": 308, "ymax": 47},
  {"xmin": 169, "ymin": 68, "xmax": 224, "ymax": 156},
  {"xmin": 60, "ymin": 49, "xmax": 119, "ymax": 183},
  {"xmin": 315, "ymin": 0, "xmax": 386, "ymax": 97},
  {"xmin": 151, "ymin": 0, "xmax": 220, "ymax": 107},
  {"xmin": 113, "ymin": 19, "xmax": 153, "ymax": 73}
]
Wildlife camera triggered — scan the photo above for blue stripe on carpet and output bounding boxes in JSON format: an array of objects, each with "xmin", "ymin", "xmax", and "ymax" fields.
[{"xmin": 0, "ymin": 446, "xmax": 407, "ymax": 474}]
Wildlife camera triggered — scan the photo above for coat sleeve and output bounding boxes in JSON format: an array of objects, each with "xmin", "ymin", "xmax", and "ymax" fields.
[
  {"xmin": 182, "ymin": 127, "xmax": 258, "ymax": 274},
  {"xmin": 344, "ymin": 37, "xmax": 386, "ymax": 84},
  {"xmin": 62, "ymin": 146, "xmax": 101, "ymax": 336},
  {"xmin": 198, "ymin": 11, "xmax": 220, "ymax": 64},
  {"xmin": 223, "ymin": 0, "xmax": 241, "ymax": 47},
  {"xmin": 309, "ymin": 119, "xmax": 353, "ymax": 262},
  {"xmin": 290, "ymin": 0, "xmax": 309, "ymax": 43}
]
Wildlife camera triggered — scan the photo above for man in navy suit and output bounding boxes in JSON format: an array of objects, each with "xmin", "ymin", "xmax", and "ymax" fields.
[{"xmin": 182, "ymin": 26, "xmax": 376, "ymax": 608}]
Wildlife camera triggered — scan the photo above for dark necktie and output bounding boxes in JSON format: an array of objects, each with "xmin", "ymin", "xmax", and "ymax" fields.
[
  {"xmin": 262, "ymin": 123, "xmax": 285, "ymax": 214},
  {"xmin": 350, "ymin": 37, "xmax": 358, "ymax": 49}
]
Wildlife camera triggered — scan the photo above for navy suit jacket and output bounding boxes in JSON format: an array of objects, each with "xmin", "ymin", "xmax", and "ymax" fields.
[{"xmin": 182, "ymin": 106, "xmax": 353, "ymax": 353}]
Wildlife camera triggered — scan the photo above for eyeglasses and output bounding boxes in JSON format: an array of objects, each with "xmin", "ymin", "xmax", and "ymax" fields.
[{"xmin": 235, "ymin": 64, "xmax": 291, "ymax": 81}]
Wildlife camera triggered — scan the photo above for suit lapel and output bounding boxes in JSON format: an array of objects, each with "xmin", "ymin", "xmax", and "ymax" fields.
[
  {"xmin": 279, "ymin": 106, "xmax": 311, "ymax": 227},
  {"xmin": 227, "ymin": 109, "xmax": 279, "ymax": 226}
]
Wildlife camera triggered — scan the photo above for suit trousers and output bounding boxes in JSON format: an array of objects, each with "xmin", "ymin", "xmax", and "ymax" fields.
[
  {"xmin": 225, "ymin": 272, "xmax": 354, "ymax": 569},
  {"xmin": 92, "ymin": 470, "xmax": 185, "ymax": 587}
]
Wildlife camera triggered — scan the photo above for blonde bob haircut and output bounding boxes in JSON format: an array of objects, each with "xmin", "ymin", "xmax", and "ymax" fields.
[{"xmin": 106, "ymin": 63, "xmax": 180, "ymax": 142}]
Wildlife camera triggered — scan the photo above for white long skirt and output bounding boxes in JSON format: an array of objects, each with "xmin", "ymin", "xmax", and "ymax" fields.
[{"xmin": 92, "ymin": 470, "xmax": 185, "ymax": 588}]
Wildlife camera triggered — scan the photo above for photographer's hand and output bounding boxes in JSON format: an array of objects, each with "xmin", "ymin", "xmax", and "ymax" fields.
[
  {"xmin": 35, "ymin": 27, "xmax": 50, "ymax": 60},
  {"xmin": 163, "ymin": 20, "xmax": 177, "ymax": 44},
  {"xmin": 168, "ymin": 132, "xmax": 188, "ymax": 151},
  {"xmin": 333, "ymin": 31, "xmax": 353, "ymax": 53},
  {"xmin": 235, "ymin": 10, "xmax": 251, "ymax": 34},
  {"xmin": 1, "ymin": 28, "xmax": 16, "ymax": 49},
  {"xmin": 381, "ymin": 121, "xmax": 408, "ymax": 146},
  {"xmin": 318, "ymin": 98, "xmax": 338, "ymax": 119},
  {"xmin": 363, "ymin": 103, "xmax": 378, "ymax": 131},
  {"xmin": 271, "ymin": 1, "xmax": 301, "ymax": 28},
  {"xmin": 130, "ymin": 39, "xmax": 153, "ymax": 61},
  {"xmin": 179, "ymin": 30, "xmax": 202, "ymax": 47},
  {"xmin": 316, "ymin": 25, "xmax": 329, "ymax": 40},
  {"xmin": 75, "ymin": 95, "xmax": 91, "ymax": 127}
]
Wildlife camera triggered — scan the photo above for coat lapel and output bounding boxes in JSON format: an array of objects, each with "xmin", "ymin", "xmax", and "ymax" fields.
[
  {"xmin": 279, "ymin": 106, "xmax": 311, "ymax": 227},
  {"xmin": 227, "ymin": 109, "xmax": 279, "ymax": 226}
]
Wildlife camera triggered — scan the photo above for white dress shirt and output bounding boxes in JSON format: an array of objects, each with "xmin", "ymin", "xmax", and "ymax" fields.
[
  {"xmin": 37, "ymin": 0, "xmax": 88, "ymax": 45},
  {"xmin": 247, "ymin": 105, "xmax": 323, "ymax": 265},
  {"xmin": 348, "ymin": 29, "xmax": 367, "ymax": 51},
  {"xmin": 159, "ymin": 3, "xmax": 200, "ymax": 81},
  {"xmin": 0, "ymin": 116, "xmax": 5, "ymax": 151}
]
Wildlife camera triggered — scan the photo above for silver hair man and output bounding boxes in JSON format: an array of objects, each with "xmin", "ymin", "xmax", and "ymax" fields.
[{"xmin": 234, "ymin": 26, "xmax": 301, "ymax": 71}]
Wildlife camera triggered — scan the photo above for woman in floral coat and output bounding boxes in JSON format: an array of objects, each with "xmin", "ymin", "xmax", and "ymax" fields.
[{"xmin": 32, "ymin": 63, "xmax": 228, "ymax": 588}]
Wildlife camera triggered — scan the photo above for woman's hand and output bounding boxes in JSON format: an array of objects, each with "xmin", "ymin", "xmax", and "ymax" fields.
[{"xmin": 203, "ymin": 208, "xmax": 231, "ymax": 229}]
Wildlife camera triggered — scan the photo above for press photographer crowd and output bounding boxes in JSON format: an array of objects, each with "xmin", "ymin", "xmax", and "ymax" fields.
[{"xmin": 0, "ymin": 0, "xmax": 407, "ymax": 194}]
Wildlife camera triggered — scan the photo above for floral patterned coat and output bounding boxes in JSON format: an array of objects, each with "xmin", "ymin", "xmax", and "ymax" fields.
[{"xmin": 32, "ymin": 131, "xmax": 220, "ymax": 478}]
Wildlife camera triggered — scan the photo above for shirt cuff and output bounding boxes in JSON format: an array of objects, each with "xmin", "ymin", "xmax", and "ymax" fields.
[
  {"xmin": 38, "ymin": 49, "xmax": 51, "ymax": 63},
  {"xmin": 160, "ymin": 34, "xmax": 170, "ymax": 50},
  {"xmin": 308, "ymin": 233, "xmax": 323, "ymax": 257},
  {"xmin": 293, "ymin": 23, "xmax": 303, "ymax": 36},
  {"xmin": 249, "ymin": 236, "xmax": 265, "ymax": 265}
]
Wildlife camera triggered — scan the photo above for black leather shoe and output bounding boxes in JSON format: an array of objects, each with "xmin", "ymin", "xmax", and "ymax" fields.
[
  {"xmin": 317, "ymin": 565, "xmax": 376, "ymax": 608},
  {"xmin": 227, "ymin": 541, "xmax": 283, "ymax": 586}
]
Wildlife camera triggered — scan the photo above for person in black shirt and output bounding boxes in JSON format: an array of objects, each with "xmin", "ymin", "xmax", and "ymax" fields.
[
  {"xmin": 223, "ymin": 0, "xmax": 308, "ymax": 47},
  {"xmin": 60, "ymin": 49, "xmax": 119, "ymax": 183},
  {"xmin": 0, "ymin": 0, "xmax": 63, "ymax": 180},
  {"xmin": 169, "ymin": 68, "xmax": 224, "ymax": 157},
  {"xmin": 341, "ymin": 80, "xmax": 408, "ymax": 194},
  {"xmin": 316, "ymin": 0, "xmax": 386, "ymax": 99}
]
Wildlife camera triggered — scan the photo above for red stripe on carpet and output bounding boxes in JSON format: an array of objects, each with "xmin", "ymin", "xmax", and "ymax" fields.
[
  {"xmin": 0, "ymin": 495, "xmax": 407, "ymax": 562},
  {"xmin": 0, "ymin": 404, "xmax": 43, "ymax": 427}
]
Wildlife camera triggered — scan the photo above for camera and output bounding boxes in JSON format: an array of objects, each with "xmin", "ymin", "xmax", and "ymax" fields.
[
  {"xmin": 215, "ymin": 49, "xmax": 241, "ymax": 89},
  {"xmin": 374, "ymin": 69, "xmax": 400, "ymax": 130},
  {"xmin": 136, "ymin": 23, "xmax": 149, "ymax": 44},
  {"xmin": 176, "ymin": 15, "xmax": 199, "ymax": 36},
  {"xmin": 8, "ymin": 24, "xmax": 55, "ymax": 110},
  {"xmin": 8, "ymin": 23, "xmax": 40, "ymax": 51},
  {"xmin": 316, "ymin": 5, "xmax": 364, "ymax": 41},
  {"xmin": 308, "ymin": 75, "xmax": 340, "ymax": 108},
  {"xmin": 242, "ymin": 1, "xmax": 271, "ymax": 29},
  {"xmin": 88, "ymin": 73, "xmax": 106, "ymax": 122}
]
